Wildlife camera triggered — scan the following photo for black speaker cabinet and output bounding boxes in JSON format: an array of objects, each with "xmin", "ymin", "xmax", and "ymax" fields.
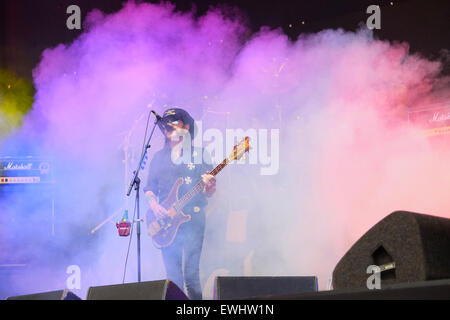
[
  {"xmin": 214, "ymin": 276, "xmax": 318, "ymax": 300},
  {"xmin": 86, "ymin": 279, "xmax": 188, "ymax": 300},
  {"xmin": 332, "ymin": 211, "xmax": 450, "ymax": 290},
  {"xmin": 6, "ymin": 289, "xmax": 81, "ymax": 300}
]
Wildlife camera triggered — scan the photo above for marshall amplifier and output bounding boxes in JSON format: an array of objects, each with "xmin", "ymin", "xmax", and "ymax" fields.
[
  {"xmin": 0, "ymin": 156, "xmax": 54, "ymax": 187},
  {"xmin": 0, "ymin": 156, "xmax": 56, "ymax": 263}
]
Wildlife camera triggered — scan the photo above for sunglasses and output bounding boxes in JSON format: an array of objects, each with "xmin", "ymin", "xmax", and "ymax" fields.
[{"xmin": 163, "ymin": 120, "xmax": 181, "ymax": 132}]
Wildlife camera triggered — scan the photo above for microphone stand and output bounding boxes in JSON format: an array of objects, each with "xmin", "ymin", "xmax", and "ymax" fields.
[{"xmin": 126, "ymin": 111, "xmax": 161, "ymax": 282}]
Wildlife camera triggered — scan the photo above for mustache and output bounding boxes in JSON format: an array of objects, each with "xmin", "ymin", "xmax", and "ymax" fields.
[{"xmin": 166, "ymin": 127, "xmax": 190, "ymax": 139}]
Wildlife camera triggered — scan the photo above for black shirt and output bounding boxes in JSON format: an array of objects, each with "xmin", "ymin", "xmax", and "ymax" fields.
[{"xmin": 143, "ymin": 145, "xmax": 214, "ymax": 214}]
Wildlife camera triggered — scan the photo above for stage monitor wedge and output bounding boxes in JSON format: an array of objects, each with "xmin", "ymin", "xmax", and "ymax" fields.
[
  {"xmin": 332, "ymin": 211, "xmax": 450, "ymax": 290},
  {"xmin": 214, "ymin": 276, "xmax": 318, "ymax": 300},
  {"xmin": 86, "ymin": 279, "xmax": 188, "ymax": 300},
  {"xmin": 6, "ymin": 289, "xmax": 81, "ymax": 300}
]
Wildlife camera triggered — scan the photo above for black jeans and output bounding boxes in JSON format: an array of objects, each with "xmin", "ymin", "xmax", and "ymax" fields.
[{"xmin": 161, "ymin": 211, "xmax": 205, "ymax": 300}]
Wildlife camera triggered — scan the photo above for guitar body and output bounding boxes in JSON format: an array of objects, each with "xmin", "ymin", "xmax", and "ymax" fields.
[{"xmin": 146, "ymin": 178, "xmax": 192, "ymax": 248}]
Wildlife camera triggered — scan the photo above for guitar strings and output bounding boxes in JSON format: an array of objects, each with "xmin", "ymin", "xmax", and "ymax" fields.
[{"xmin": 175, "ymin": 158, "xmax": 228, "ymax": 210}]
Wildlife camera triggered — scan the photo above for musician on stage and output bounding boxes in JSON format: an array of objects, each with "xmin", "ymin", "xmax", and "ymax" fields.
[{"xmin": 144, "ymin": 108, "xmax": 216, "ymax": 300}]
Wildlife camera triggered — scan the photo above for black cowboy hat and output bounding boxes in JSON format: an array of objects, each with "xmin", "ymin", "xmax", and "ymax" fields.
[{"xmin": 158, "ymin": 107, "xmax": 197, "ymax": 139}]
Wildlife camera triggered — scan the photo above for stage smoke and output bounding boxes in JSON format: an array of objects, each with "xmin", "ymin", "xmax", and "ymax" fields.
[{"xmin": 0, "ymin": 1, "xmax": 449, "ymax": 298}]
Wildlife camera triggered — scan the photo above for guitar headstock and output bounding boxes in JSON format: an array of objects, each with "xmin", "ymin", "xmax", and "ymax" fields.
[{"xmin": 230, "ymin": 137, "xmax": 251, "ymax": 162}]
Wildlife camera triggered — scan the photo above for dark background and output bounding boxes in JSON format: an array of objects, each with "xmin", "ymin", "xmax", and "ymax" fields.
[{"xmin": 0, "ymin": 0, "xmax": 449, "ymax": 81}]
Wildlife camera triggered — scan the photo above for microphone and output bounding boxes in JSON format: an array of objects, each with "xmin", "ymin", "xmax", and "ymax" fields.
[{"xmin": 151, "ymin": 110, "xmax": 162, "ymax": 121}]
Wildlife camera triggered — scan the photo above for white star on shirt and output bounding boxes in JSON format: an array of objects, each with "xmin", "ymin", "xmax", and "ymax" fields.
[
  {"xmin": 185, "ymin": 176, "xmax": 192, "ymax": 185},
  {"xmin": 187, "ymin": 163, "xmax": 195, "ymax": 170}
]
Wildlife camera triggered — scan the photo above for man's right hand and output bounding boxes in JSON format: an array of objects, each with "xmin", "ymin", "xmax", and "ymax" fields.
[{"xmin": 150, "ymin": 200, "xmax": 169, "ymax": 220}]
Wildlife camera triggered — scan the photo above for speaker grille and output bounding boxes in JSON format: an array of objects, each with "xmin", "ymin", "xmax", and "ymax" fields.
[{"xmin": 214, "ymin": 276, "xmax": 318, "ymax": 300}]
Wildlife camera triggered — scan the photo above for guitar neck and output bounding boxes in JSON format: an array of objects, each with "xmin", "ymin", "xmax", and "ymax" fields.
[
  {"xmin": 174, "ymin": 158, "xmax": 229, "ymax": 211},
  {"xmin": 210, "ymin": 158, "xmax": 228, "ymax": 177}
]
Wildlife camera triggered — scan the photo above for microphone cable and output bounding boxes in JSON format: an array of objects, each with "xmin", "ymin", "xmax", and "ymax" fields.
[{"xmin": 122, "ymin": 193, "xmax": 137, "ymax": 284}]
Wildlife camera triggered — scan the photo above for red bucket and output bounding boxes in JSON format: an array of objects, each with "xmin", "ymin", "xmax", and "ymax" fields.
[{"xmin": 116, "ymin": 221, "xmax": 131, "ymax": 237}]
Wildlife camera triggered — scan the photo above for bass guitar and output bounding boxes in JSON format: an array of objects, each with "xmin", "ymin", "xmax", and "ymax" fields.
[{"xmin": 146, "ymin": 137, "xmax": 250, "ymax": 248}]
